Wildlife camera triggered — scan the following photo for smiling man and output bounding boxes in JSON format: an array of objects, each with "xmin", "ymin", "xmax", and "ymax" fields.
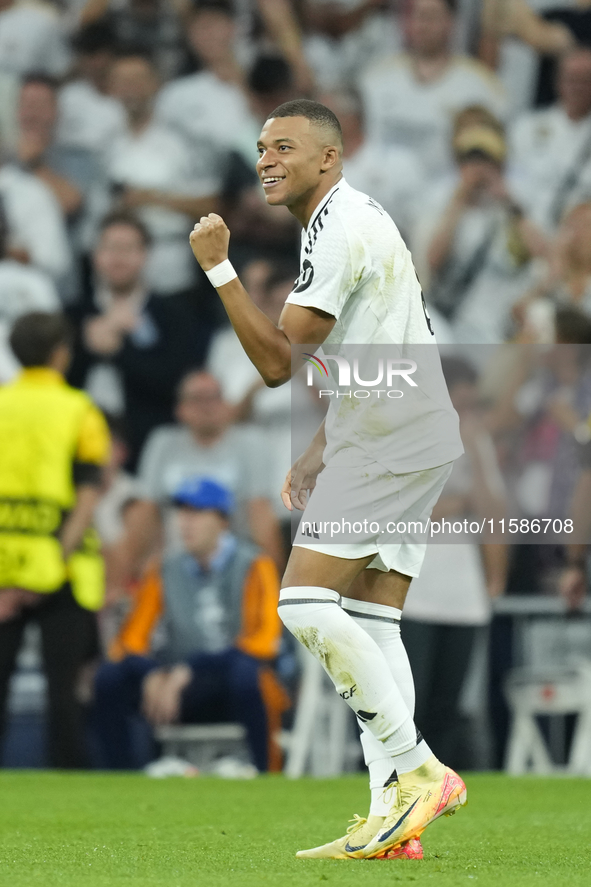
[{"xmin": 189, "ymin": 99, "xmax": 466, "ymax": 861}]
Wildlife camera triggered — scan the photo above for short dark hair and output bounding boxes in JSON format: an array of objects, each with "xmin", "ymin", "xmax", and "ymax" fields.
[
  {"xmin": 9, "ymin": 312, "xmax": 73, "ymax": 367},
  {"xmin": 191, "ymin": 0, "xmax": 235, "ymax": 18},
  {"xmin": 99, "ymin": 210, "xmax": 152, "ymax": 247},
  {"xmin": 267, "ymin": 99, "xmax": 343, "ymax": 147},
  {"xmin": 248, "ymin": 54, "xmax": 293, "ymax": 96},
  {"xmin": 71, "ymin": 21, "xmax": 116, "ymax": 54}
]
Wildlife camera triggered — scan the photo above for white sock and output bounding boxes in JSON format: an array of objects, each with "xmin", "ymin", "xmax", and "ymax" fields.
[
  {"xmin": 278, "ymin": 587, "xmax": 418, "ymax": 755},
  {"xmin": 342, "ymin": 597, "xmax": 432, "ymax": 815},
  {"xmin": 341, "ymin": 598, "xmax": 415, "ymax": 713}
]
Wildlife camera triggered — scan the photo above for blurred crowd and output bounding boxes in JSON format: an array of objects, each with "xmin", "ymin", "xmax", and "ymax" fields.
[{"xmin": 2, "ymin": 0, "xmax": 591, "ymax": 773}]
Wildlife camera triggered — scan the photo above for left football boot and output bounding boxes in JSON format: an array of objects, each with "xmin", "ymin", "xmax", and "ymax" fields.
[
  {"xmin": 296, "ymin": 814, "xmax": 384, "ymax": 859},
  {"xmin": 359, "ymin": 755, "xmax": 467, "ymax": 859}
]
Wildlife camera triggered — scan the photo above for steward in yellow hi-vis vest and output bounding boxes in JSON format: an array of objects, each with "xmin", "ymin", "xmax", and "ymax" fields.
[
  {"xmin": 0, "ymin": 319, "xmax": 109, "ymax": 610},
  {"xmin": 0, "ymin": 312, "xmax": 110, "ymax": 768}
]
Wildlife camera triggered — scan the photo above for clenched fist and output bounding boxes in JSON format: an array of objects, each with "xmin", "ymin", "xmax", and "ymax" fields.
[{"xmin": 189, "ymin": 213, "xmax": 231, "ymax": 271}]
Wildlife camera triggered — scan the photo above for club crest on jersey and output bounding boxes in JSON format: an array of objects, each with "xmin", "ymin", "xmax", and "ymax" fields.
[{"xmin": 294, "ymin": 259, "xmax": 314, "ymax": 293}]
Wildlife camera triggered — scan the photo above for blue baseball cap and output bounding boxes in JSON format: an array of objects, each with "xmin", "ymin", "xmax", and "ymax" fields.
[{"xmin": 172, "ymin": 477, "xmax": 234, "ymax": 516}]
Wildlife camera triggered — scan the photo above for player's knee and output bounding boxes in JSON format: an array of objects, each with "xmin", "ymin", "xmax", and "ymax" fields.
[{"xmin": 278, "ymin": 586, "xmax": 339, "ymax": 635}]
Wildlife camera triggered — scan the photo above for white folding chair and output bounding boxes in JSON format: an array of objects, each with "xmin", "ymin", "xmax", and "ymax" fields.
[{"xmin": 504, "ymin": 661, "xmax": 591, "ymax": 775}]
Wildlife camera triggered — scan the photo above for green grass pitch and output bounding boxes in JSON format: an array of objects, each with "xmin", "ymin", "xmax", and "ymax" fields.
[{"xmin": 0, "ymin": 772, "xmax": 589, "ymax": 886}]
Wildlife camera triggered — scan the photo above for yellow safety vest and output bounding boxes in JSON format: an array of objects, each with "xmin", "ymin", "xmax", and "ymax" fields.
[{"xmin": 0, "ymin": 368, "xmax": 110, "ymax": 610}]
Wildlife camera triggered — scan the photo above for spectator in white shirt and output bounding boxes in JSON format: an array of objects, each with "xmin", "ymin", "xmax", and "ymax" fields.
[
  {"xmin": 413, "ymin": 123, "xmax": 542, "ymax": 344},
  {"xmin": 0, "ymin": 141, "xmax": 72, "ymax": 286},
  {"xmin": 106, "ymin": 51, "xmax": 219, "ymax": 294},
  {"xmin": 0, "ymin": 0, "xmax": 70, "ymax": 77},
  {"xmin": 155, "ymin": 1, "xmax": 250, "ymax": 157},
  {"xmin": 0, "ymin": 198, "xmax": 60, "ymax": 381},
  {"xmin": 321, "ymin": 88, "xmax": 425, "ymax": 240},
  {"xmin": 359, "ymin": 0, "xmax": 507, "ymax": 180},
  {"xmin": 509, "ymin": 48, "xmax": 591, "ymax": 234},
  {"xmin": 479, "ymin": 0, "xmax": 575, "ymax": 115},
  {"xmin": 301, "ymin": 0, "xmax": 402, "ymax": 91},
  {"xmin": 17, "ymin": 73, "xmax": 109, "ymax": 256},
  {"xmin": 57, "ymin": 22, "xmax": 126, "ymax": 159},
  {"xmin": 18, "ymin": 75, "xmax": 84, "ymax": 220}
]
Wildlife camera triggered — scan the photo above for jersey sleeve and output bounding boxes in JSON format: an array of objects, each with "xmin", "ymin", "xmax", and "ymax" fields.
[{"xmin": 285, "ymin": 216, "xmax": 362, "ymax": 320}]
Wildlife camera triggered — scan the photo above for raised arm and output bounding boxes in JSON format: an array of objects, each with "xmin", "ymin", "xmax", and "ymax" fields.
[{"xmin": 189, "ymin": 213, "xmax": 335, "ymax": 386}]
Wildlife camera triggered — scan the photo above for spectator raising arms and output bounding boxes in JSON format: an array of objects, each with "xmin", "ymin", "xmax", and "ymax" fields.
[
  {"xmin": 479, "ymin": 0, "xmax": 575, "ymax": 71},
  {"xmin": 359, "ymin": 0, "xmax": 507, "ymax": 180}
]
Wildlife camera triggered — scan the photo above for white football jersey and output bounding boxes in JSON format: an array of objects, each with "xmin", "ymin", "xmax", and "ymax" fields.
[
  {"xmin": 286, "ymin": 179, "xmax": 435, "ymax": 346},
  {"xmin": 286, "ymin": 178, "xmax": 463, "ymax": 473}
]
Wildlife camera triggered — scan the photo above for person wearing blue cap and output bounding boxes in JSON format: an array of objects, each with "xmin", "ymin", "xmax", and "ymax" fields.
[
  {"xmin": 92, "ymin": 475, "xmax": 289, "ymax": 772},
  {"xmin": 173, "ymin": 475, "xmax": 235, "ymax": 516}
]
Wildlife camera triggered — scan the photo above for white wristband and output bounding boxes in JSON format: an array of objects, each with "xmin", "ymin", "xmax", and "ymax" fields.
[{"xmin": 205, "ymin": 259, "xmax": 237, "ymax": 288}]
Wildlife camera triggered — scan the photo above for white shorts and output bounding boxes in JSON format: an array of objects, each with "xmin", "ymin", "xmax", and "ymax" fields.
[{"xmin": 293, "ymin": 449, "xmax": 454, "ymax": 578}]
